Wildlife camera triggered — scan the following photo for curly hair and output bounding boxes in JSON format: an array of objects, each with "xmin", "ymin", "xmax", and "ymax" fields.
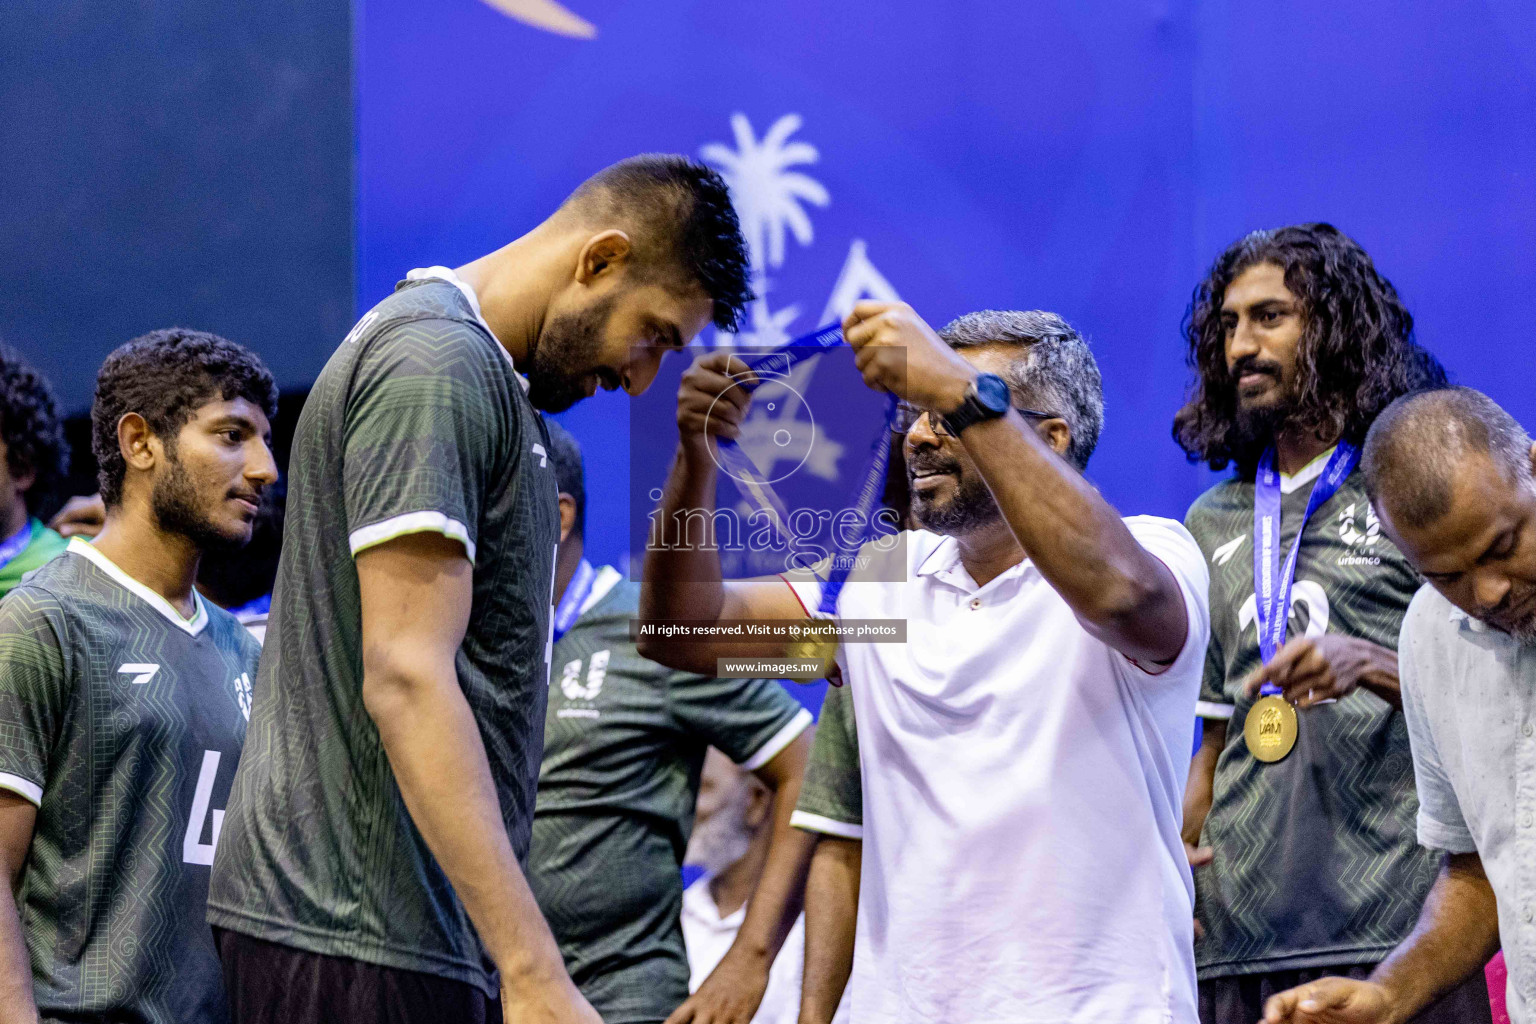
[
  {"xmin": 565, "ymin": 155, "xmax": 753, "ymax": 332},
  {"xmin": 92, "ymin": 328, "xmax": 278, "ymax": 507},
  {"xmin": 0, "ymin": 344, "xmax": 68, "ymax": 517},
  {"xmin": 1173, "ymin": 223, "xmax": 1446, "ymax": 475}
]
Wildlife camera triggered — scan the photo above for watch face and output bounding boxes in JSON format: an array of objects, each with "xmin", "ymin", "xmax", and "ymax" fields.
[{"xmin": 975, "ymin": 373, "xmax": 1011, "ymax": 415}]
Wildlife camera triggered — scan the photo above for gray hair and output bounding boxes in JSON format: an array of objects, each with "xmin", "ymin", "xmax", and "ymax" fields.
[
  {"xmin": 1362, "ymin": 386, "xmax": 1533, "ymax": 529},
  {"xmin": 938, "ymin": 310, "xmax": 1105, "ymax": 470}
]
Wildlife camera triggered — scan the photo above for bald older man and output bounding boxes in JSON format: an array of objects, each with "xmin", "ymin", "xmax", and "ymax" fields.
[{"xmin": 1263, "ymin": 386, "xmax": 1531, "ymax": 1024}]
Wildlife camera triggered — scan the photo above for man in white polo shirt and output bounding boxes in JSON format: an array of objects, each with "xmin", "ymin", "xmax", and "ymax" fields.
[
  {"xmin": 1263, "ymin": 386, "xmax": 1534, "ymax": 1024},
  {"xmin": 639, "ymin": 304, "xmax": 1211, "ymax": 1023}
]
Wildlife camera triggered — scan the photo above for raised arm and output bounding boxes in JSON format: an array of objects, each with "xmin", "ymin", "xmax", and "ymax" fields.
[
  {"xmin": 666, "ymin": 731, "xmax": 817, "ymax": 1024},
  {"xmin": 639, "ymin": 350, "xmax": 809, "ymax": 674},
  {"xmin": 357, "ymin": 532, "xmax": 598, "ymax": 1024},
  {"xmin": 0, "ymin": 795, "xmax": 38, "ymax": 1023},
  {"xmin": 842, "ymin": 302, "xmax": 1188, "ymax": 664}
]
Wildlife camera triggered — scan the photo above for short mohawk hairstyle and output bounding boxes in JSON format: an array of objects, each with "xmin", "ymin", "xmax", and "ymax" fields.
[
  {"xmin": 566, "ymin": 155, "xmax": 753, "ymax": 332},
  {"xmin": 92, "ymin": 328, "xmax": 277, "ymax": 506}
]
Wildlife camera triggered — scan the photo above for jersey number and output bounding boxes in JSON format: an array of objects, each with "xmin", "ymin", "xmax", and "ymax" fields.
[{"xmin": 183, "ymin": 750, "xmax": 226, "ymax": 866}]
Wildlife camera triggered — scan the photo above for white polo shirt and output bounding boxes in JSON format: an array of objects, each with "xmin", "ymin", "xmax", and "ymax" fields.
[{"xmin": 785, "ymin": 519, "xmax": 1210, "ymax": 1024}]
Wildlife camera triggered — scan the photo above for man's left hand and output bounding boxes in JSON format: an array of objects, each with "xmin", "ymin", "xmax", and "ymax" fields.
[
  {"xmin": 842, "ymin": 301, "xmax": 976, "ymax": 413},
  {"xmin": 663, "ymin": 946, "xmax": 771, "ymax": 1024},
  {"xmin": 1243, "ymin": 635, "xmax": 1381, "ymax": 708}
]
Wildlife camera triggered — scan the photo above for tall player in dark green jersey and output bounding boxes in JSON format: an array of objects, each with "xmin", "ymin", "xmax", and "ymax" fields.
[
  {"xmin": 0, "ymin": 329, "xmax": 277, "ymax": 1023},
  {"xmin": 528, "ymin": 423, "xmax": 813, "ymax": 1024},
  {"xmin": 209, "ymin": 155, "xmax": 752, "ymax": 1024},
  {"xmin": 1173, "ymin": 225, "xmax": 1489, "ymax": 1023}
]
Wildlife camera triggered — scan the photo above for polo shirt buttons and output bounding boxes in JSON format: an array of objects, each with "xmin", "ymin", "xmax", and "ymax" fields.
[
  {"xmin": 970, "ymin": 598, "xmax": 982, "ymax": 610},
  {"xmin": 1525, "ymin": 812, "xmax": 1534, "ymax": 828},
  {"xmin": 1525, "ymin": 723, "xmax": 1534, "ymax": 738},
  {"xmin": 1526, "ymin": 908, "xmax": 1534, "ymax": 924}
]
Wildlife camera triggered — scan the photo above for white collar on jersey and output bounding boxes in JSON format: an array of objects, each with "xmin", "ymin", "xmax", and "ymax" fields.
[
  {"xmin": 1277, "ymin": 445, "xmax": 1339, "ymax": 495},
  {"xmin": 404, "ymin": 266, "xmax": 526, "ymax": 388},
  {"xmin": 581, "ymin": 565, "xmax": 624, "ymax": 615},
  {"xmin": 67, "ymin": 537, "xmax": 209, "ymax": 636}
]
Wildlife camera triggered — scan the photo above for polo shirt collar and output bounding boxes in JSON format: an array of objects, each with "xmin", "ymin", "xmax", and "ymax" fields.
[
  {"xmin": 1447, "ymin": 604, "xmax": 1493, "ymax": 634},
  {"xmin": 914, "ymin": 532, "xmax": 1033, "ymax": 594}
]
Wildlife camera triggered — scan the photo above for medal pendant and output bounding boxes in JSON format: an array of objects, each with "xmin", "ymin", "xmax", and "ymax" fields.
[
  {"xmin": 784, "ymin": 630, "xmax": 839, "ymax": 681},
  {"xmin": 1244, "ymin": 694, "xmax": 1298, "ymax": 763}
]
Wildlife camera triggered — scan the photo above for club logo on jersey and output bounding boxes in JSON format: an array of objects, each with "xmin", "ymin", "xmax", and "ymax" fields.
[
  {"xmin": 1336, "ymin": 502, "xmax": 1383, "ymax": 566},
  {"xmin": 119, "ymin": 663, "xmax": 159, "ymax": 686},
  {"xmin": 1211, "ymin": 534, "xmax": 1246, "ymax": 566},
  {"xmin": 233, "ymin": 671, "xmax": 253, "ymax": 721},
  {"xmin": 558, "ymin": 649, "xmax": 609, "ymax": 712}
]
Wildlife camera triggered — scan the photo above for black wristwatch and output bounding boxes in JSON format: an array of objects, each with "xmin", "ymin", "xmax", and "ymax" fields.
[{"xmin": 940, "ymin": 373, "xmax": 1011, "ymax": 435}]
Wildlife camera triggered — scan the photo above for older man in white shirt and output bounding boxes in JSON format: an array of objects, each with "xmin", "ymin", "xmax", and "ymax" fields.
[
  {"xmin": 640, "ymin": 303, "xmax": 1211, "ymax": 1024},
  {"xmin": 1264, "ymin": 386, "xmax": 1532, "ymax": 1024}
]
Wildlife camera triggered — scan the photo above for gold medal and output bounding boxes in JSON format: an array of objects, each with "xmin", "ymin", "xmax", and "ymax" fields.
[
  {"xmin": 784, "ymin": 626, "xmax": 839, "ymax": 681},
  {"xmin": 1244, "ymin": 694, "xmax": 1298, "ymax": 763}
]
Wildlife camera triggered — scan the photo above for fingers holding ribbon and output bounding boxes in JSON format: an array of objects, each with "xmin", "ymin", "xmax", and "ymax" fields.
[{"xmin": 677, "ymin": 350, "xmax": 758, "ymax": 441}]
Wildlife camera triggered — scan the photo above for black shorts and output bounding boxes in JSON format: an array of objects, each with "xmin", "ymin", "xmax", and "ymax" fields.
[
  {"xmin": 214, "ymin": 927, "xmax": 503, "ymax": 1024},
  {"xmin": 1199, "ymin": 961, "xmax": 1492, "ymax": 1024}
]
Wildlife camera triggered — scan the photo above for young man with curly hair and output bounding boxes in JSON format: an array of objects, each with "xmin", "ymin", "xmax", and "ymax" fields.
[
  {"xmin": 0, "ymin": 329, "xmax": 278, "ymax": 1023},
  {"xmin": 0, "ymin": 345, "xmax": 70, "ymax": 595},
  {"xmin": 1173, "ymin": 225, "xmax": 1489, "ymax": 1022},
  {"xmin": 209, "ymin": 155, "xmax": 751, "ymax": 1024}
]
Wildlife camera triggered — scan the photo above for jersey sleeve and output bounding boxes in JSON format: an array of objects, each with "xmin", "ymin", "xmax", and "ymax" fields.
[
  {"xmin": 791, "ymin": 683, "xmax": 863, "ymax": 839},
  {"xmin": 1398, "ymin": 595, "xmax": 1477, "ymax": 853},
  {"xmin": 667, "ymin": 673, "xmax": 811, "ymax": 770},
  {"xmin": 0, "ymin": 588, "xmax": 72, "ymax": 806},
  {"xmin": 1195, "ymin": 633, "xmax": 1233, "ymax": 720},
  {"xmin": 343, "ymin": 319, "xmax": 511, "ymax": 561}
]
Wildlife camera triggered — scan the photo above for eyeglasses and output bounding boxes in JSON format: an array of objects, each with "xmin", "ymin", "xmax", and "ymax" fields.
[{"xmin": 893, "ymin": 400, "xmax": 1058, "ymax": 438}]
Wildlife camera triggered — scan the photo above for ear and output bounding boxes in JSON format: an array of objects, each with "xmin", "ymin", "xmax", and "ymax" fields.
[
  {"xmin": 575, "ymin": 230, "xmax": 633, "ymax": 284},
  {"xmin": 117, "ymin": 413, "xmax": 159, "ymax": 474},
  {"xmin": 558, "ymin": 492, "xmax": 578, "ymax": 544},
  {"xmin": 9, "ymin": 463, "xmax": 35, "ymax": 496},
  {"xmin": 1035, "ymin": 417, "xmax": 1072, "ymax": 461},
  {"xmin": 1527, "ymin": 440, "xmax": 1536, "ymax": 479},
  {"xmin": 742, "ymin": 780, "xmax": 772, "ymax": 830}
]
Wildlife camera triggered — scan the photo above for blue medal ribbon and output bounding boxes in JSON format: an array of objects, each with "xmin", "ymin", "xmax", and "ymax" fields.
[
  {"xmin": 0, "ymin": 520, "xmax": 35, "ymax": 574},
  {"xmin": 1252, "ymin": 442, "xmax": 1359, "ymax": 694},
  {"xmin": 713, "ymin": 324, "xmax": 898, "ymax": 618},
  {"xmin": 552, "ymin": 558, "xmax": 596, "ymax": 644}
]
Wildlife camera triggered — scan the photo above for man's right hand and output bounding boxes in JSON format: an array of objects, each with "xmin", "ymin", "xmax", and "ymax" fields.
[
  {"xmin": 500, "ymin": 975, "xmax": 604, "ymax": 1024},
  {"xmin": 1261, "ymin": 978, "xmax": 1395, "ymax": 1024},
  {"xmin": 677, "ymin": 351, "xmax": 755, "ymax": 447}
]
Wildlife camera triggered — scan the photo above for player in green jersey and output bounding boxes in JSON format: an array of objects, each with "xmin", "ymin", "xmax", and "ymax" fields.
[
  {"xmin": 0, "ymin": 329, "xmax": 277, "ymax": 1023},
  {"xmin": 1173, "ymin": 225, "xmax": 1489, "ymax": 1023},
  {"xmin": 0, "ymin": 345, "xmax": 70, "ymax": 595},
  {"xmin": 527, "ymin": 422, "xmax": 812, "ymax": 1024},
  {"xmin": 209, "ymin": 155, "xmax": 751, "ymax": 1024}
]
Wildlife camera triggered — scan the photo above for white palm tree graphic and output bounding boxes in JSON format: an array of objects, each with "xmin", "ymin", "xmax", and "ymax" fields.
[{"xmin": 701, "ymin": 113, "xmax": 830, "ymax": 273}]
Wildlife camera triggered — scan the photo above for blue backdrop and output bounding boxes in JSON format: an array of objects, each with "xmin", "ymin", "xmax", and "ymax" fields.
[{"xmin": 356, "ymin": 0, "xmax": 1536, "ymax": 585}]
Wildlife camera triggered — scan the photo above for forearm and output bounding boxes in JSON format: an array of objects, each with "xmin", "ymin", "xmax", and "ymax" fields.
[
  {"xmin": 958, "ymin": 413, "xmax": 1185, "ymax": 660},
  {"xmin": 0, "ymin": 888, "xmax": 38, "ymax": 1023},
  {"xmin": 641, "ymin": 440, "xmax": 727, "ymax": 625},
  {"xmin": 732, "ymin": 805, "xmax": 817, "ymax": 963},
  {"xmin": 1182, "ymin": 721, "xmax": 1224, "ymax": 846},
  {"xmin": 1369, "ymin": 853, "xmax": 1499, "ymax": 1023},
  {"xmin": 366, "ymin": 667, "xmax": 569, "ymax": 990},
  {"xmin": 799, "ymin": 837, "xmax": 860, "ymax": 1024}
]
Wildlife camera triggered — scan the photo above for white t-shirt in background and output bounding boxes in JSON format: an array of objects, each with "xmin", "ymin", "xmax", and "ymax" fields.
[{"xmin": 784, "ymin": 520, "xmax": 1210, "ymax": 1024}]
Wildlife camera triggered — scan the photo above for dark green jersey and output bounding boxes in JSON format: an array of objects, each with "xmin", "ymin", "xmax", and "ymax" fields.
[
  {"xmin": 789, "ymin": 681, "xmax": 862, "ymax": 838},
  {"xmin": 1185, "ymin": 461, "xmax": 1436, "ymax": 978},
  {"xmin": 209, "ymin": 275, "xmax": 560, "ymax": 996},
  {"xmin": 528, "ymin": 573, "xmax": 809, "ymax": 1024},
  {"xmin": 0, "ymin": 539, "xmax": 256, "ymax": 1024}
]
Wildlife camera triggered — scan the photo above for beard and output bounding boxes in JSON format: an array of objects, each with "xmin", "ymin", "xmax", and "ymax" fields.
[
  {"xmin": 151, "ymin": 454, "xmax": 248, "ymax": 552},
  {"xmin": 526, "ymin": 295, "xmax": 616, "ymax": 413},
  {"xmin": 684, "ymin": 784, "xmax": 755, "ymax": 878},
  {"xmin": 1227, "ymin": 358, "xmax": 1298, "ymax": 453},
  {"xmin": 909, "ymin": 463, "xmax": 1002, "ymax": 535}
]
